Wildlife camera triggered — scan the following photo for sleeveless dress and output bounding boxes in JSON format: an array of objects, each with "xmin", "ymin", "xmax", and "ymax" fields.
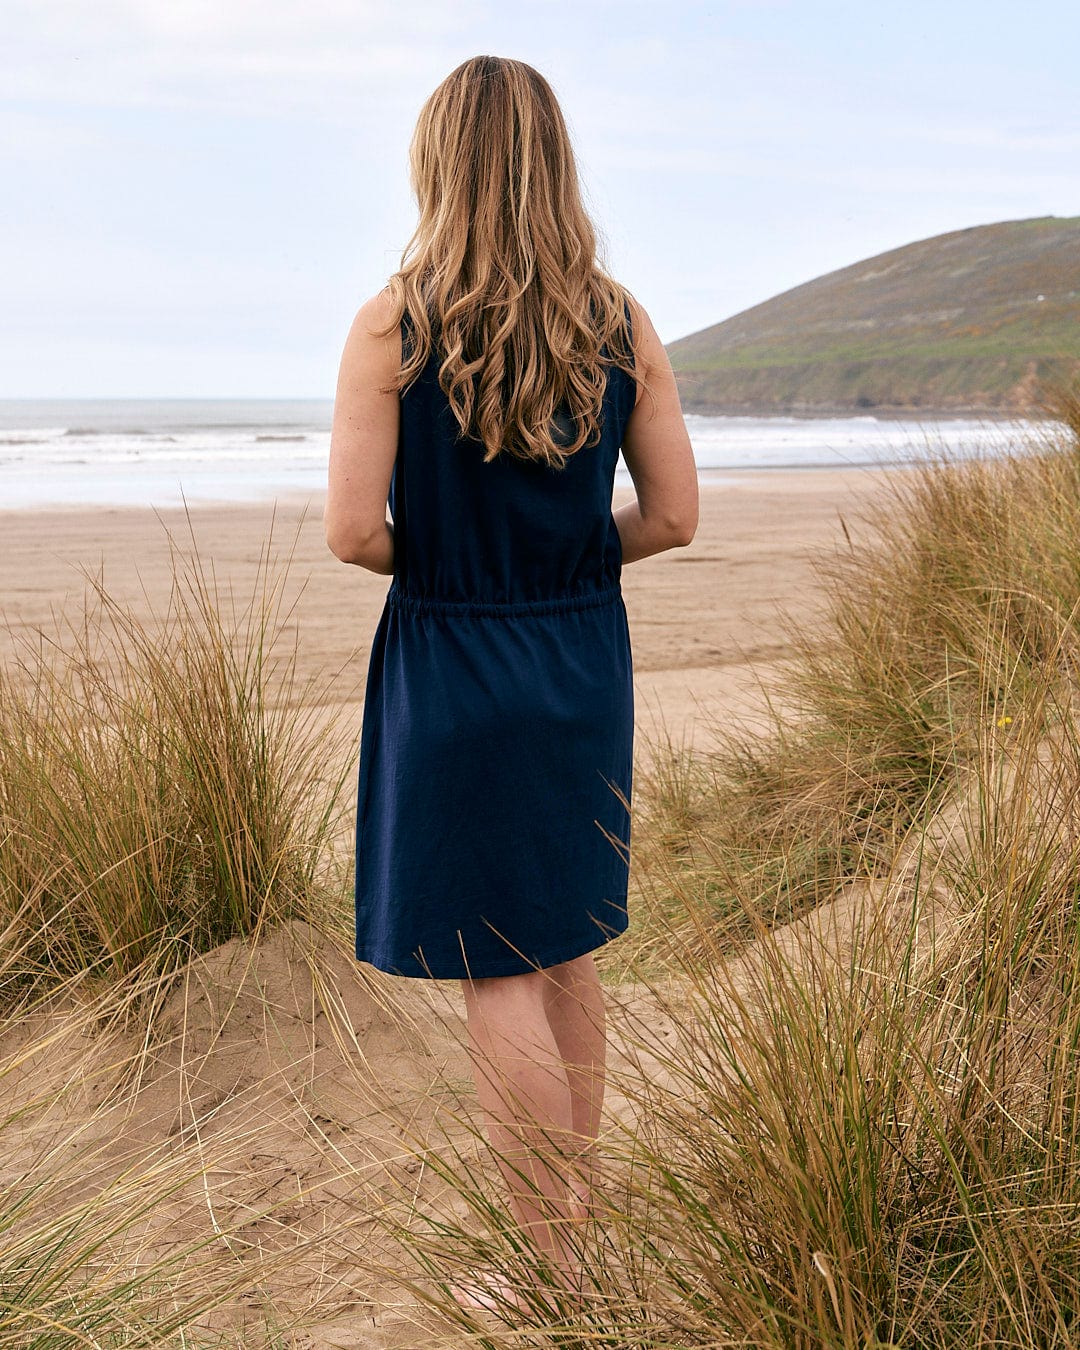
[{"xmin": 354, "ymin": 308, "xmax": 637, "ymax": 979}]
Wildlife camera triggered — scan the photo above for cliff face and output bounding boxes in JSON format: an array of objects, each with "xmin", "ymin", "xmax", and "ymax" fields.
[{"xmin": 668, "ymin": 216, "xmax": 1080, "ymax": 415}]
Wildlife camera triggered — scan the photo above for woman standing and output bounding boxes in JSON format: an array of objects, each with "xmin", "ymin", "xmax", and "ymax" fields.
[{"xmin": 326, "ymin": 55, "xmax": 697, "ymax": 1308}]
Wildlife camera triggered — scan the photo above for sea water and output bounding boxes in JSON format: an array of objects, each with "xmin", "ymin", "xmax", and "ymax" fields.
[{"xmin": 0, "ymin": 399, "xmax": 1052, "ymax": 511}]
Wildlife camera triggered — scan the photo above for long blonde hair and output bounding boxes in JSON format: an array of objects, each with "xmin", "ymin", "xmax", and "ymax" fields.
[{"xmin": 375, "ymin": 55, "xmax": 641, "ymax": 469}]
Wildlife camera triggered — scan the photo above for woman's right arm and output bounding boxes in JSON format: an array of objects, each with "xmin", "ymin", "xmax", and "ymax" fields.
[{"xmin": 613, "ymin": 297, "xmax": 699, "ymax": 564}]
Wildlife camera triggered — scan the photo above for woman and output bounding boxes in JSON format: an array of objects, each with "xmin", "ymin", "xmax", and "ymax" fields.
[{"xmin": 326, "ymin": 55, "xmax": 698, "ymax": 1309}]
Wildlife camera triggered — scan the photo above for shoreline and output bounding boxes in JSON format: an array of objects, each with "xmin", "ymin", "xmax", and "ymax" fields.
[
  {"xmin": 0, "ymin": 408, "xmax": 1045, "ymax": 514},
  {"xmin": 0, "ymin": 462, "xmax": 913, "ymax": 517}
]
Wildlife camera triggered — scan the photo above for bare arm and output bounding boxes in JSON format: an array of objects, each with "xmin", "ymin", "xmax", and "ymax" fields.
[
  {"xmin": 325, "ymin": 290, "xmax": 401, "ymax": 575},
  {"xmin": 613, "ymin": 298, "xmax": 699, "ymax": 564}
]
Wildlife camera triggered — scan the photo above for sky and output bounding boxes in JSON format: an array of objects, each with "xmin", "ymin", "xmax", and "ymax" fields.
[{"xmin": 3, "ymin": 0, "xmax": 1079, "ymax": 399}]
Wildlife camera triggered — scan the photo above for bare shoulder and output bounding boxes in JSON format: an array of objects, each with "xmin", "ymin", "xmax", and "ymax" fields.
[
  {"xmin": 340, "ymin": 287, "xmax": 402, "ymax": 383},
  {"xmin": 357, "ymin": 285, "xmax": 398, "ymax": 330},
  {"xmin": 350, "ymin": 286, "xmax": 400, "ymax": 346}
]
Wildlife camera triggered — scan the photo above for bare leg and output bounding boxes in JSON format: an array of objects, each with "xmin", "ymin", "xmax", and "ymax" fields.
[
  {"xmin": 540, "ymin": 954, "xmax": 606, "ymax": 1221},
  {"xmin": 459, "ymin": 968, "xmax": 584, "ymax": 1297}
]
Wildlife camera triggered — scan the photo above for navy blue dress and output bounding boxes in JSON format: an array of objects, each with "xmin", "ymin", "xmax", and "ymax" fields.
[{"xmin": 354, "ymin": 308, "xmax": 637, "ymax": 979}]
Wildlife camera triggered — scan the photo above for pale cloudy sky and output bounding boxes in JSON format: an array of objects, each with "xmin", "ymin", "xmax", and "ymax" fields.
[{"xmin": 3, "ymin": 0, "xmax": 1078, "ymax": 397}]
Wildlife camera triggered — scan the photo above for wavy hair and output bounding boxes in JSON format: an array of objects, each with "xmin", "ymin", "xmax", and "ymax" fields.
[{"xmin": 374, "ymin": 55, "xmax": 642, "ymax": 469}]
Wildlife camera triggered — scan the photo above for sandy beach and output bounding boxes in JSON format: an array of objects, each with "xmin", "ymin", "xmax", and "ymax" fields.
[{"xmin": 0, "ymin": 465, "xmax": 904, "ymax": 758}]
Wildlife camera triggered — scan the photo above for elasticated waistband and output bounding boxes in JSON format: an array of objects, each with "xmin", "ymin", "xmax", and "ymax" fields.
[{"xmin": 386, "ymin": 582, "xmax": 623, "ymax": 618}]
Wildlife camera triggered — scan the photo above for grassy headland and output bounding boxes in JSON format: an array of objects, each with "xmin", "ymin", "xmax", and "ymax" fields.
[{"xmin": 669, "ymin": 215, "xmax": 1080, "ymax": 415}]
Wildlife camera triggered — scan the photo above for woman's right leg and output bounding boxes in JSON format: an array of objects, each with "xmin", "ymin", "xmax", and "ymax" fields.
[{"xmin": 539, "ymin": 953, "xmax": 607, "ymax": 1219}]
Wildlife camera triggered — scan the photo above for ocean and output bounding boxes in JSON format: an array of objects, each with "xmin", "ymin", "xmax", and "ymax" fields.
[{"xmin": 0, "ymin": 399, "xmax": 1052, "ymax": 511}]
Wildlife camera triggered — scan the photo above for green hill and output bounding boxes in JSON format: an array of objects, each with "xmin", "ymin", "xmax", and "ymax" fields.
[{"xmin": 667, "ymin": 215, "xmax": 1080, "ymax": 415}]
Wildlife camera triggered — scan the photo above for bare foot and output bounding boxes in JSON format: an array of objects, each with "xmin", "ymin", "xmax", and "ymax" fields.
[
  {"xmin": 451, "ymin": 1265, "xmax": 586, "ymax": 1321},
  {"xmin": 451, "ymin": 1271, "xmax": 527, "ymax": 1316},
  {"xmin": 568, "ymin": 1181, "xmax": 592, "ymax": 1226}
]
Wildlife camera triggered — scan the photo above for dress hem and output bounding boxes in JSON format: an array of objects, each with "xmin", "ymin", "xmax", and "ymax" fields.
[{"xmin": 355, "ymin": 918, "xmax": 628, "ymax": 981}]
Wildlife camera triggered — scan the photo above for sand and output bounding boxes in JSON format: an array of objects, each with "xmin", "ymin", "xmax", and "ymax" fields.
[
  {"xmin": 0, "ymin": 465, "xmax": 903, "ymax": 755},
  {"xmin": 0, "ymin": 464, "xmax": 913, "ymax": 1346}
]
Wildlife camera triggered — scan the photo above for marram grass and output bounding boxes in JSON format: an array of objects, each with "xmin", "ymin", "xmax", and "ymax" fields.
[
  {"xmin": 624, "ymin": 407, "xmax": 1080, "ymax": 971},
  {"xmin": 0, "ymin": 519, "xmax": 360, "ymax": 1343},
  {"xmin": 0, "ymin": 514, "xmax": 353, "ymax": 1000}
]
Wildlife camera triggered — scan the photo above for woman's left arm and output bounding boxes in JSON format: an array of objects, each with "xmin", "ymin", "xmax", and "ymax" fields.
[{"xmin": 326, "ymin": 290, "xmax": 401, "ymax": 574}]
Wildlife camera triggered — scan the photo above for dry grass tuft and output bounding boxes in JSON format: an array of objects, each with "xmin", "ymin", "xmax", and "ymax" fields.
[
  {"xmin": 0, "ymin": 514, "xmax": 352, "ymax": 1002},
  {"xmin": 624, "ymin": 395, "xmax": 1080, "ymax": 972}
]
